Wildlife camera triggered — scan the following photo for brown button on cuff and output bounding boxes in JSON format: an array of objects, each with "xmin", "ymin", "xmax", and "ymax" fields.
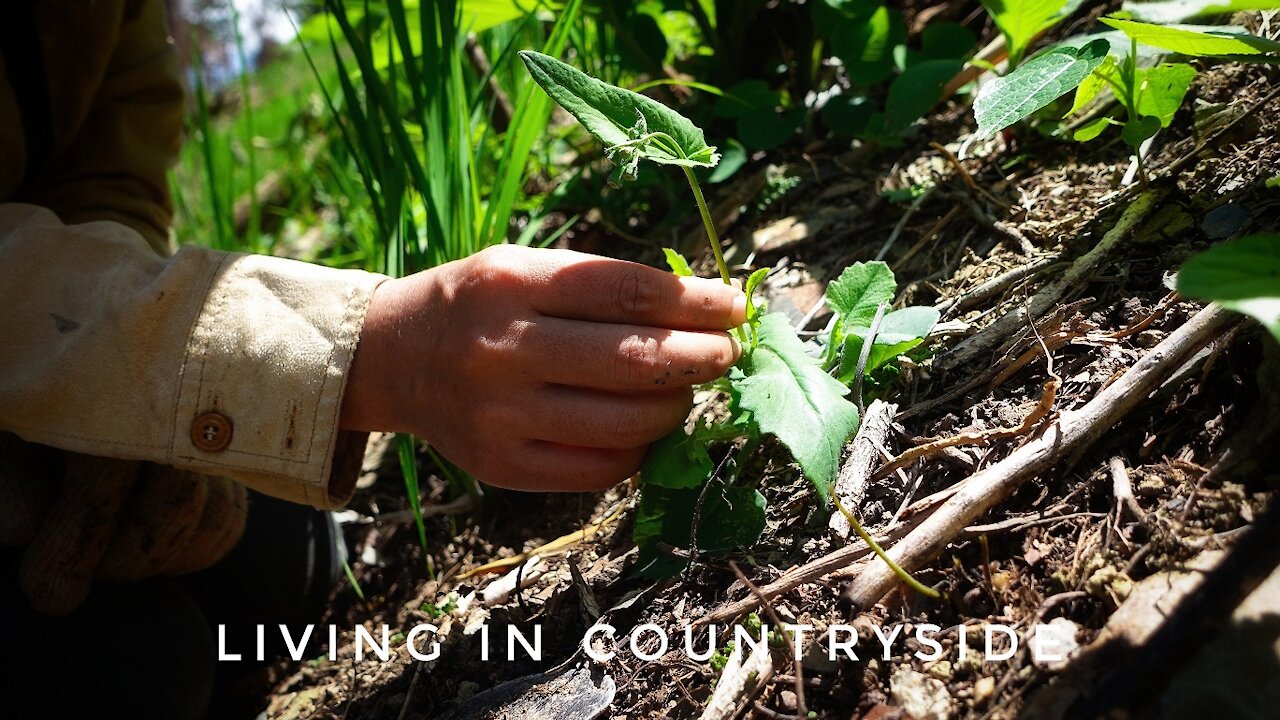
[{"xmin": 191, "ymin": 412, "xmax": 233, "ymax": 452}]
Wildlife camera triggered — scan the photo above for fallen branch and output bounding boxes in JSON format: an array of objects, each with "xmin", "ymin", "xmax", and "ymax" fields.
[
  {"xmin": 935, "ymin": 189, "xmax": 1164, "ymax": 371},
  {"xmin": 829, "ymin": 400, "xmax": 897, "ymax": 539},
  {"xmin": 841, "ymin": 304, "xmax": 1236, "ymax": 610}
]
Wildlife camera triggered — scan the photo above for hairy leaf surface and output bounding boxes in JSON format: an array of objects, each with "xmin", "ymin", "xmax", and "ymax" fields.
[
  {"xmin": 519, "ymin": 50, "xmax": 719, "ymax": 169},
  {"xmin": 733, "ymin": 314, "xmax": 861, "ymax": 502}
]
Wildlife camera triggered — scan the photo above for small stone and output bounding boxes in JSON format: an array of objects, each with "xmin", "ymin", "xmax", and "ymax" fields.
[
  {"xmin": 973, "ymin": 676, "xmax": 995, "ymax": 705},
  {"xmin": 927, "ymin": 660, "xmax": 953, "ymax": 680},
  {"xmin": 890, "ymin": 667, "xmax": 951, "ymax": 720},
  {"xmin": 779, "ymin": 689, "xmax": 798, "ymax": 711},
  {"xmin": 1030, "ymin": 618, "xmax": 1080, "ymax": 671}
]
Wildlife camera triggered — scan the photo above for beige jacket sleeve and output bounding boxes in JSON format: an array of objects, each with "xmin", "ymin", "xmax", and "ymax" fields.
[{"xmin": 0, "ymin": 0, "xmax": 387, "ymax": 508}]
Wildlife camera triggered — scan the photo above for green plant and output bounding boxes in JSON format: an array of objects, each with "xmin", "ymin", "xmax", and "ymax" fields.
[
  {"xmin": 1178, "ymin": 233, "xmax": 1280, "ymax": 341},
  {"xmin": 974, "ymin": 9, "xmax": 1280, "ymax": 145},
  {"xmin": 980, "ymin": 0, "xmax": 1074, "ymax": 70},
  {"xmin": 1067, "ymin": 42, "xmax": 1195, "ymax": 180},
  {"xmin": 521, "ymin": 51, "xmax": 939, "ymax": 593}
]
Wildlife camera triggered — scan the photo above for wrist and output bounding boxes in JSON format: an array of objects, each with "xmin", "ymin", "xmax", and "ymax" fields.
[{"xmin": 340, "ymin": 277, "xmax": 400, "ymax": 433}]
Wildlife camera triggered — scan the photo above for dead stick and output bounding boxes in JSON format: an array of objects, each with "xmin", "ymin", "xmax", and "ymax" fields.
[
  {"xmin": 936, "ymin": 189, "xmax": 1164, "ymax": 371},
  {"xmin": 842, "ymin": 304, "xmax": 1236, "ymax": 611},
  {"xmin": 728, "ymin": 561, "xmax": 807, "ymax": 718}
]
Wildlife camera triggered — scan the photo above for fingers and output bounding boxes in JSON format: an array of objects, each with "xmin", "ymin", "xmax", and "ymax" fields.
[
  {"xmin": 482, "ymin": 442, "xmax": 647, "ymax": 493},
  {"xmin": 525, "ymin": 317, "xmax": 740, "ymax": 390},
  {"xmin": 164, "ymin": 475, "xmax": 248, "ymax": 575},
  {"xmin": 20, "ymin": 454, "xmax": 136, "ymax": 616},
  {"xmin": 0, "ymin": 433, "xmax": 59, "ymax": 546},
  {"xmin": 486, "ymin": 246, "xmax": 746, "ymax": 330},
  {"xmin": 517, "ymin": 385, "xmax": 693, "ymax": 450},
  {"xmin": 97, "ymin": 465, "xmax": 209, "ymax": 582}
]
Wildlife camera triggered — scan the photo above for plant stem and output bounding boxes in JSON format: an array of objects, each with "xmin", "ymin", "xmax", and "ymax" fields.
[
  {"xmin": 831, "ymin": 489, "xmax": 940, "ymax": 599},
  {"xmin": 682, "ymin": 166, "xmax": 747, "ymax": 343},
  {"xmin": 682, "ymin": 166, "xmax": 733, "ymax": 285}
]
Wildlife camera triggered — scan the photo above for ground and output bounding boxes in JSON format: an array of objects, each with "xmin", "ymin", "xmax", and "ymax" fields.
[{"xmin": 247, "ymin": 57, "xmax": 1280, "ymax": 720}]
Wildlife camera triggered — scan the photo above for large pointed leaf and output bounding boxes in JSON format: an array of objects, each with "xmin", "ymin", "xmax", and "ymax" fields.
[
  {"xmin": 1101, "ymin": 17, "xmax": 1280, "ymax": 56},
  {"xmin": 732, "ymin": 313, "xmax": 861, "ymax": 502},
  {"xmin": 975, "ymin": 39, "xmax": 1109, "ymax": 139},
  {"xmin": 519, "ymin": 50, "xmax": 719, "ymax": 169}
]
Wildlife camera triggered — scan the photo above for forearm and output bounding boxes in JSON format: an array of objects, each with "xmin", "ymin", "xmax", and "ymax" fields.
[{"xmin": 0, "ymin": 204, "xmax": 386, "ymax": 507}]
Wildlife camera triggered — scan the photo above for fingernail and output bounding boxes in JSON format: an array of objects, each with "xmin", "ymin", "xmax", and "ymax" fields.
[
  {"xmin": 732, "ymin": 294, "xmax": 748, "ymax": 324},
  {"xmin": 729, "ymin": 333, "xmax": 743, "ymax": 360}
]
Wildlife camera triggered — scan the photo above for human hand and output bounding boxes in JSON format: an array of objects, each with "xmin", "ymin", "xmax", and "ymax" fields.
[
  {"xmin": 0, "ymin": 433, "xmax": 248, "ymax": 616},
  {"xmin": 341, "ymin": 245, "xmax": 746, "ymax": 492}
]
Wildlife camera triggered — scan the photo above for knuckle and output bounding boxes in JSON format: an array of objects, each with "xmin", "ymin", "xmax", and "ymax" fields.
[
  {"xmin": 615, "ymin": 266, "xmax": 664, "ymax": 320},
  {"xmin": 615, "ymin": 334, "xmax": 662, "ymax": 385},
  {"xmin": 472, "ymin": 244, "xmax": 528, "ymax": 287}
]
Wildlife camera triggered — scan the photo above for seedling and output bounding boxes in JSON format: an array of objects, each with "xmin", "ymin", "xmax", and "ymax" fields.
[{"xmin": 521, "ymin": 51, "xmax": 940, "ymax": 594}]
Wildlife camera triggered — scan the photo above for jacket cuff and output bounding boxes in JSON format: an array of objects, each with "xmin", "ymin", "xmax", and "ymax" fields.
[{"xmin": 171, "ymin": 252, "xmax": 386, "ymax": 509}]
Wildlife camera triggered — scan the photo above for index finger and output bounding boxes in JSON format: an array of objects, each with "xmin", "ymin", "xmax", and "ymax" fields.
[{"xmin": 529, "ymin": 250, "xmax": 747, "ymax": 331}]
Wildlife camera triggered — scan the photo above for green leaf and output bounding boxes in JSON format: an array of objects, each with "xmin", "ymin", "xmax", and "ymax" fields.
[
  {"xmin": 883, "ymin": 59, "xmax": 965, "ymax": 135},
  {"xmin": 739, "ymin": 107, "xmax": 805, "ymax": 150},
  {"xmin": 821, "ymin": 93, "xmax": 876, "ymax": 136},
  {"xmin": 980, "ymin": 0, "xmax": 1070, "ymax": 67},
  {"xmin": 1100, "ymin": 17, "xmax": 1280, "ymax": 56},
  {"xmin": 836, "ymin": 306, "xmax": 938, "ymax": 382},
  {"xmin": 1122, "ymin": 114, "xmax": 1162, "ymax": 145},
  {"xmin": 744, "ymin": 266, "xmax": 771, "ymax": 328},
  {"xmin": 1177, "ymin": 233, "xmax": 1280, "ymax": 340},
  {"xmin": 708, "ymin": 139, "xmax": 748, "ymax": 184},
  {"xmin": 832, "ymin": 5, "xmax": 907, "ymax": 85},
  {"xmin": 1124, "ymin": 0, "xmax": 1280, "ymax": 24},
  {"xmin": 663, "ymin": 248, "xmax": 694, "ymax": 277},
  {"xmin": 642, "ymin": 429, "xmax": 713, "ymax": 488},
  {"xmin": 1136, "ymin": 63, "xmax": 1197, "ymax": 127},
  {"xmin": 518, "ymin": 50, "xmax": 719, "ymax": 172},
  {"xmin": 732, "ymin": 314, "xmax": 862, "ymax": 501},
  {"xmin": 633, "ymin": 483, "xmax": 768, "ymax": 578},
  {"xmin": 1067, "ymin": 56, "xmax": 1115, "ymax": 116},
  {"xmin": 1073, "ymin": 116, "xmax": 1115, "ymax": 141},
  {"xmin": 920, "ymin": 22, "xmax": 979, "ymax": 61},
  {"xmin": 974, "ymin": 39, "xmax": 1110, "ymax": 139},
  {"xmin": 826, "ymin": 261, "xmax": 897, "ymax": 327}
]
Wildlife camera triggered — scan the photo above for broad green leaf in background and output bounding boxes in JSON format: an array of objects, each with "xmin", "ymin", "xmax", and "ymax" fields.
[
  {"xmin": 980, "ymin": 0, "xmax": 1069, "ymax": 68},
  {"xmin": 1178, "ymin": 233, "xmax": 1280, "ymax": 340},
  {"xmin": 732, "ymin": 314, "xmax": 862, "ymax": 502},
  {"xmin": 642, "ymin": 429, "xmax": 714, "ymax": 489},
  {"xmin": 826, "ymin": 261, "xmax": 897, "ymax": 327},
  {"xmin": 975, "ymin": 39, "xmax": 1109, "ymax": 139},
  {"xmin": 633, "ymin": 483, "xmax": 768, "ymax": 577},
  {"xmin": 1101, "ymin": 17, "xmax": 1280, "ymax": 56},
  {"xmin": 883, "ymin": 59, "xmax": 966, "ymax": 135},
  {"xmin": 663, "ymin": 248, "xmax": 694, "ymax": 276},
  {"xmin": 1136, "ymin": 62, "xmax": 1197, "ymax": 127},
  {"xmin": 1124, "ymin": 0, "xmax": 1280, "ymax": 24},
  {"xmin": 831, "ymin": 4, "xmax": 907, "ymax": 85},
  {"xmin": 519, "ymin": 51, "xmax": 720, "ymax": 169}
]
